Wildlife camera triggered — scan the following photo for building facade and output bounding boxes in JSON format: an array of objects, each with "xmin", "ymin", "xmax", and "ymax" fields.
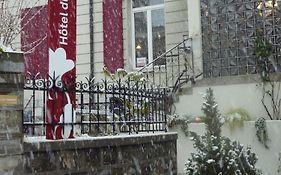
[
  {"xmin": 75, "ymin": 0, "xmax": 191, "ymax": 82},
  {"xmin": 15, "ymin": 0, "xmax": 281, "ymax": 83},
  {"xmin": 9, "ymin": 0, "xmax": 281, "ymax": 174}
]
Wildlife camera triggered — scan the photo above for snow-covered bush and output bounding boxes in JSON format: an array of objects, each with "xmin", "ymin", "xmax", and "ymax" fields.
[
  {"xmin": 185, "ymin": 88, "xmax": 261, "ymax": 175},
  {"xmin": 224, "ymin": 108, "xmax": 251, "ymax": 132},
  {"xmin": 102, "ymin": 66, "xmax": 146, "ymax": 83},
  {"xmin": 255, "ymin": 117, "xmax": 269, "ymax": 149},
  {"xmin": 167, "ymin": 114, "xmax": 190, "ymax": 136}
]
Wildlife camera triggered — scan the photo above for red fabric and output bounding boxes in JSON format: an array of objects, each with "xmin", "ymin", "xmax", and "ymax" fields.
[
  {"xmin": 46, "ymin": 0, "xmax": 76, "ymax": 140},
  {"xmin": 21, "ymin": 5, "xmax": 48, "ymax": 78},
  {"xmin": 103, "ymin": 0, "xmax": 124, "ymax": 73}
]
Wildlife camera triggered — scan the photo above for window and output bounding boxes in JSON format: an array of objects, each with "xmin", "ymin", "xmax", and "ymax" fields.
[{"xmin": 132, "ymin": 0, "xmax": 165, "ymax": 68}]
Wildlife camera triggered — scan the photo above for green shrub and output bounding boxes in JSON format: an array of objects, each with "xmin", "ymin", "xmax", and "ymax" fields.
[
  {"xmin": 225, "ymin": 108, "xmax": 250, "ymax": 132},
  {"xmin": 185, "ymin": 88, "xmax": 261, "ymax": 175}
]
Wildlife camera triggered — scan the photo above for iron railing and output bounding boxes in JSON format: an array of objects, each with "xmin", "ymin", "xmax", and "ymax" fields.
[
  {"xmin": 23, "ymin": 74, "xmax": 168, "ymax": 137},
  {"xmin": 138, "ymin": 36, "xmax": 197, "ymax": 91}
]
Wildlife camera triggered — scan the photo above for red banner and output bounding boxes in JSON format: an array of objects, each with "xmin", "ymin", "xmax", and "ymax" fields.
[
  {"xmin": 21, "ymin": 5, "xmax": 48, "ymax": 77},
  {"xmin": 103, "ymin": 0, "xmax": 124, "ymax": 73},
  {"xmin": 46, "ymin": 0, "xmax": 76, "ymax": 139}
]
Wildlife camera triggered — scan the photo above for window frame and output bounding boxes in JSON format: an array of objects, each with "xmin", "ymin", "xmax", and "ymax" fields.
[{"xmin": 131, "ymin": 3, "xmax": 165, "ymax": 69}]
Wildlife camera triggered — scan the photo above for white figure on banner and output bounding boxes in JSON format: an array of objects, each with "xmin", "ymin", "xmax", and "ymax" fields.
[{"xmin": 46, "ymin": 48, "xmax": 75, "ymax": 139}]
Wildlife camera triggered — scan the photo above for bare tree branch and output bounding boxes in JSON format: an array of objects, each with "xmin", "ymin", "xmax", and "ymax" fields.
[
  {"xmin": 261, "ymin": 91, "xmax": 273, "ymax": 120},
  {"xmin": 0, "ymin": 0, "xmax": 46, "ymax": 47}
]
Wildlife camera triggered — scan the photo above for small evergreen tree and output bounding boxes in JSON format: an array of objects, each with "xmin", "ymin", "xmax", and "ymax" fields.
[{"xmin": 185, "ymin": 88, "xmax": 261, "ymax": 175}]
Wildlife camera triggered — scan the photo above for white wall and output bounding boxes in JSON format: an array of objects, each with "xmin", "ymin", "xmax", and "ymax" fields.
[
  {"xmin": 176, "ymin": 83, "xmax": 267, "ymax": 118},
  {"xmin": 164, "ymin": 0, "xmax": 188, "ymax": 49},
  {"xmin": 175, "ymin": 76, "xmax": 281, "ymax": 120},
  {"xmin": 187, "ymin": 0, "xmax": 202, "ymax": 74},
  {"xmin": 170, "ymin": 121, "xmax": 281, "ymax": 175},
  {"xmin": 122, "ymin": 0, "xmax": 133, "ymax": 73},
  {"xmin": 76, "ymin": 1, "xmax": 91, "ymax": 82},
  {"xmin": 91, "ymin": 0, "xmax": 104, "ymax": 82}
]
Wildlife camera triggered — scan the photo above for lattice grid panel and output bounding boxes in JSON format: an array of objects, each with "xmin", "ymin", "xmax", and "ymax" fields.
[{"xmin": 201, "ymin": 0, "xmax": 281, "ymax": 77}]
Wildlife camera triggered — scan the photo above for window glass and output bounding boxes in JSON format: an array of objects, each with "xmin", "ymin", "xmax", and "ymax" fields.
[
  {"xmin": 134, "ymin": 12, "xmax": 148, "ymax": 68},
  {"xmin": 152, "ymin": 9, "xmax": 165, "ymax": 65},
  {"xmin": 133, "ymin": 0, "xmax": 164, "ymax": 8}
]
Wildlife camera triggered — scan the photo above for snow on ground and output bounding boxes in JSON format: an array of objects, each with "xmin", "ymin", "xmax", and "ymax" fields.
[{"xmin": 23, "ymin": 131, "xmax": 174, "ymax": 143}]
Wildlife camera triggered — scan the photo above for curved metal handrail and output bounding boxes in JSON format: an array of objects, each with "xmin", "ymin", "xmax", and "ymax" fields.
[
  {"xmin": 137, "ymin": 37, "xmax": 196, "ymax": 90},
  {"xmin": 138, "ymin": 38, "xmax": 190, "ymax": 72}
]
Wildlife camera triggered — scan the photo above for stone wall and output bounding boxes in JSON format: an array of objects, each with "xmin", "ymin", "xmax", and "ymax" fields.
[
  {"xmin": 23, "ymin": 133, "xmax": 177, "ymax": 175},
  {"xmin": 0, "ymin": 52, "xmax": 25, "ymax": 175}
]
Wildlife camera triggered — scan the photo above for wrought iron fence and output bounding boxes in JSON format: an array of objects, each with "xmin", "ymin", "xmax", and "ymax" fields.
[
  {"xmin": 138, "ymin": 36, "xmax": 198, "ymax": 91},
  {"xmin": 23, "ymin": 74, "xmax": 168, "ymax": 137}
]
